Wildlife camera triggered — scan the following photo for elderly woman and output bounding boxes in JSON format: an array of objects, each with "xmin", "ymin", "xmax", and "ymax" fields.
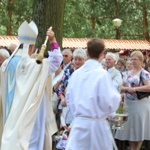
[
  {"xmin": 72, "ymin": 48, "xmax": 87, "ymax": 70},
  {"xmin": 115, "ymin": 51, "xmax": 150, "ymax": 150}
]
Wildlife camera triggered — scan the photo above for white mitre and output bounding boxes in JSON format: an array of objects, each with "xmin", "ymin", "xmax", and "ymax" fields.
[
  {"xmin": 18, "ymin": 20, "xmax": 38, "ymax": 45},
  {"xmin": 14, "ymin": 21, "xmax": 38, "ymax": 56},
  {"xmin": 2, "ymin": 21, "xmax": 38, "ymax": 72},
  {"xmin": 17, "ymin": 20, "xmax": 38, "ymax": 57}
]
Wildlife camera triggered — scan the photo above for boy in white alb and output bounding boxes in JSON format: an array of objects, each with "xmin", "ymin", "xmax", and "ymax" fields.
[{"xmin": 66, "ymin": 38, "xmax": 121, "ymax": 150}]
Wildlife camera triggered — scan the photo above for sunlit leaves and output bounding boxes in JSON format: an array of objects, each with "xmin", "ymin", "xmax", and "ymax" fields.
[{"xmin": 64, "ymin": 0, "xmax": 150, "ymax": 40}]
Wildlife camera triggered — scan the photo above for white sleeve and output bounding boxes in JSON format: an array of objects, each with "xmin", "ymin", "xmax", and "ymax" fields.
[
  {"xmin": 48, "ymin": 48, "xmax": 63, "ymax": 75},
  {"xmin": 112, "ymin": 73, "xmax": 123, "ymax": 91},
  {"xmin": 98, "ymin": 72, "xmax": 121, "ymax": 116}
]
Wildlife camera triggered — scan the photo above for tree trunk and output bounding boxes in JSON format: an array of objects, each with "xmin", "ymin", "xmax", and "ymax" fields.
[
  {"xmin": 113, "ymin": 0, "xmax": 118, "ymax": 18},
  {"xmin": 142, "ymin": 0, "xmax": 149, "ymax": 41},
  {"xmin": 91, "ymin": 0, "xmax": 96, "ymax": 30},
  {"xmin": 32, "ymin": 0, "xmax": 66, "ymax": 49},
  {"xmin": 7, "ymin": 0, "xmax": 13, "ymax": 35}
]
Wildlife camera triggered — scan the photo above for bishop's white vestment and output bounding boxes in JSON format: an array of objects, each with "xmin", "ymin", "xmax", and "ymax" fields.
[{"xmin": 0, "ymin": 47, "xmax": 62, "ymax": 150}]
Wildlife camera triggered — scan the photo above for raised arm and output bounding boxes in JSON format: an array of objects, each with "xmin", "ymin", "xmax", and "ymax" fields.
[{"xmin": 46, "ymin": 28, "xmax": 63, "ymax": 74}]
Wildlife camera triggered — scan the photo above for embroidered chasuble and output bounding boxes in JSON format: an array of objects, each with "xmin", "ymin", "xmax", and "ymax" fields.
[{"xmin": 0, "ymin": 57, "xmax": 55, "ymax": 150}]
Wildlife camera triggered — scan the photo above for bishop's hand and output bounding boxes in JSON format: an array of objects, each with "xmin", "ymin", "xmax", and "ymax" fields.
[{"xmin": 46, "ymin": 27, "xmax": 56, "ymax": 43}]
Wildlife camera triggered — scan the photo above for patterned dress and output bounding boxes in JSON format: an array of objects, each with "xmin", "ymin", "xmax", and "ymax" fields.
[
  {"xmin": 123, "ymin": 69, "xmax": 150, "ymax": 101},
  {"xmin": 115, "ymin": 69, "xmax": 150, "ymax": 141},
  {"xmin": 57, "ymin": 67, "xmax": 74, "ymax": 98}
]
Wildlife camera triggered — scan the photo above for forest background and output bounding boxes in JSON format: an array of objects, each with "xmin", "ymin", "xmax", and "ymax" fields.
[{"xmin": 0, "ymin": 0, "xmax": 150, "ymax": 48}]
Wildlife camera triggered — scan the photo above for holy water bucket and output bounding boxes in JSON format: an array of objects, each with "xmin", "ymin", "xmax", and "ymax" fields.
[{"xmin": 110, "ymin": 113, "xmax": 128, "ymax": 130}]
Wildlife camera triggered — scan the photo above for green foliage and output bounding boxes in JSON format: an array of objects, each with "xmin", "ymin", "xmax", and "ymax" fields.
[
  {"xmin": 116, "ymin": 105, "xmax": 123, "ymax": 114},
  {"xmin": 0, "ymin": 0, "xmax": 149, "ymax": 41},
  {"xmin": 0, "ymin": 0, "xmax": 33, "ymax": 35},
  {"xmin": 63, "ymin": 0, "xmax": 150, "ymax": 40}
]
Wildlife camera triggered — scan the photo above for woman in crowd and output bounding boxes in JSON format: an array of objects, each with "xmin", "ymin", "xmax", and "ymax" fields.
[
  {"xmin": 125, "ymin": 58, "xmax": 133, "ymax": 71},
  {"xmin": 121, "ymin": 58, "xmax": 133, "ymax": 80},
  {"xmin": 54, "ymin": 48, "xmax": 87, "ymax": 150},
  {"xmin": 115, "ymin": 51, "xmax": 150, "ymax": 150},
  {"xmin": 116, "ymin": 58, "xmax": 126, "ymax": 73},
  {"xmin": 119, "ymin": 58, "xmax": 133, "ymax": 126}
]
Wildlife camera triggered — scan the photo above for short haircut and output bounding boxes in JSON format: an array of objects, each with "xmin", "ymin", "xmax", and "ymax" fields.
[
  {"xmin": 105, "ymin": 52, "xmax": 117, "ymax": 62},
  {"xmin": 73, "ymin": 48, "xmax": 87, "ymax": 60},
  {"xmin": 0, "ymin": 48, "xmax": 10, "ymax": 58},
  {"xmin": 87, "ymin": 38, "xmax": 105, "ymax": 59},
  {"xmin": 130, "ymin": 51, "xmax": 144, "ymax": 62},
  {"xmin": 62, "ymin": 49, "xmax": 73, "ymax": 56}
]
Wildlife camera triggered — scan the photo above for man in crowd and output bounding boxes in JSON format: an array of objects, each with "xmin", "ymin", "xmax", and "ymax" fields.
[
  {"xmin": 62, "ymin": 49, "xmax": 72, "ymax": 71},
  {"xmin": 57, "ymin": 48, "xmax": 74, "ymax": 108},
  {"xmin": 105, "ymin": 52, "xmax": 123, "ymax": 91},
  {"xmin": 52, "ymin": 48, "xmax": 73, "ymax": 129}
]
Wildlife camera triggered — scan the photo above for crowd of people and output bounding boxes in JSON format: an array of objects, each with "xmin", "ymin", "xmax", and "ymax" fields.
[
  {"xmin": 0, "ymin": 20, "xmax": 150, "ymax": 150},
  {"xmin": 115, "ymin": 51, "xmax": 150, "ymax": 150},
  {"xmin": 51, "ymin": 46, "xmax": 150, "ymax": 150}
]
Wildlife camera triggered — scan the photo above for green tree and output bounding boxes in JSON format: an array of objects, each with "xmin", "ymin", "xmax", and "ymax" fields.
[
  {"xmin": 63, "ymin": 0, "xmax": 150, "ymax": 40},
  {"xmin": 0, "ymin": 0, "xmax": 149, "ymax": 41},
  {"xmin": 0, "ymin": 0, "xmax": 32, "ymax": 35},
  {"xmin": 32, "ymin": 0, "xmax": 66, "ymax": 49}
]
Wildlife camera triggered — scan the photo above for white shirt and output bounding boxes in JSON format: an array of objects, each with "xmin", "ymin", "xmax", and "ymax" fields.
[
  {"xmin": 63, "ymin": 62, "xmax": 71, "ymax": 71},
  {"xmin": 107, "ymin": 66, "xmax": 123, "ymax": 91}
]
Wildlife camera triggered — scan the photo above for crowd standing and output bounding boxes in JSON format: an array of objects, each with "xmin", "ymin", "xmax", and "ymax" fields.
[
  {"xmin": 0, "ymin": 20, "xmax": 150, "ymax": 150},
  {"xmin": 115, "ymin": 51, "xmax": 150, "ymax": 150}
]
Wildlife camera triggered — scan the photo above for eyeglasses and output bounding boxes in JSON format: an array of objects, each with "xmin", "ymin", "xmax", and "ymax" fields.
[
  {"xmin": 131, "ymin": 58, "xmax": 139, "ymax": 61},
  {"xmin": 63, "ymin": 55, "xmax": 68, "ymax": 57}
]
